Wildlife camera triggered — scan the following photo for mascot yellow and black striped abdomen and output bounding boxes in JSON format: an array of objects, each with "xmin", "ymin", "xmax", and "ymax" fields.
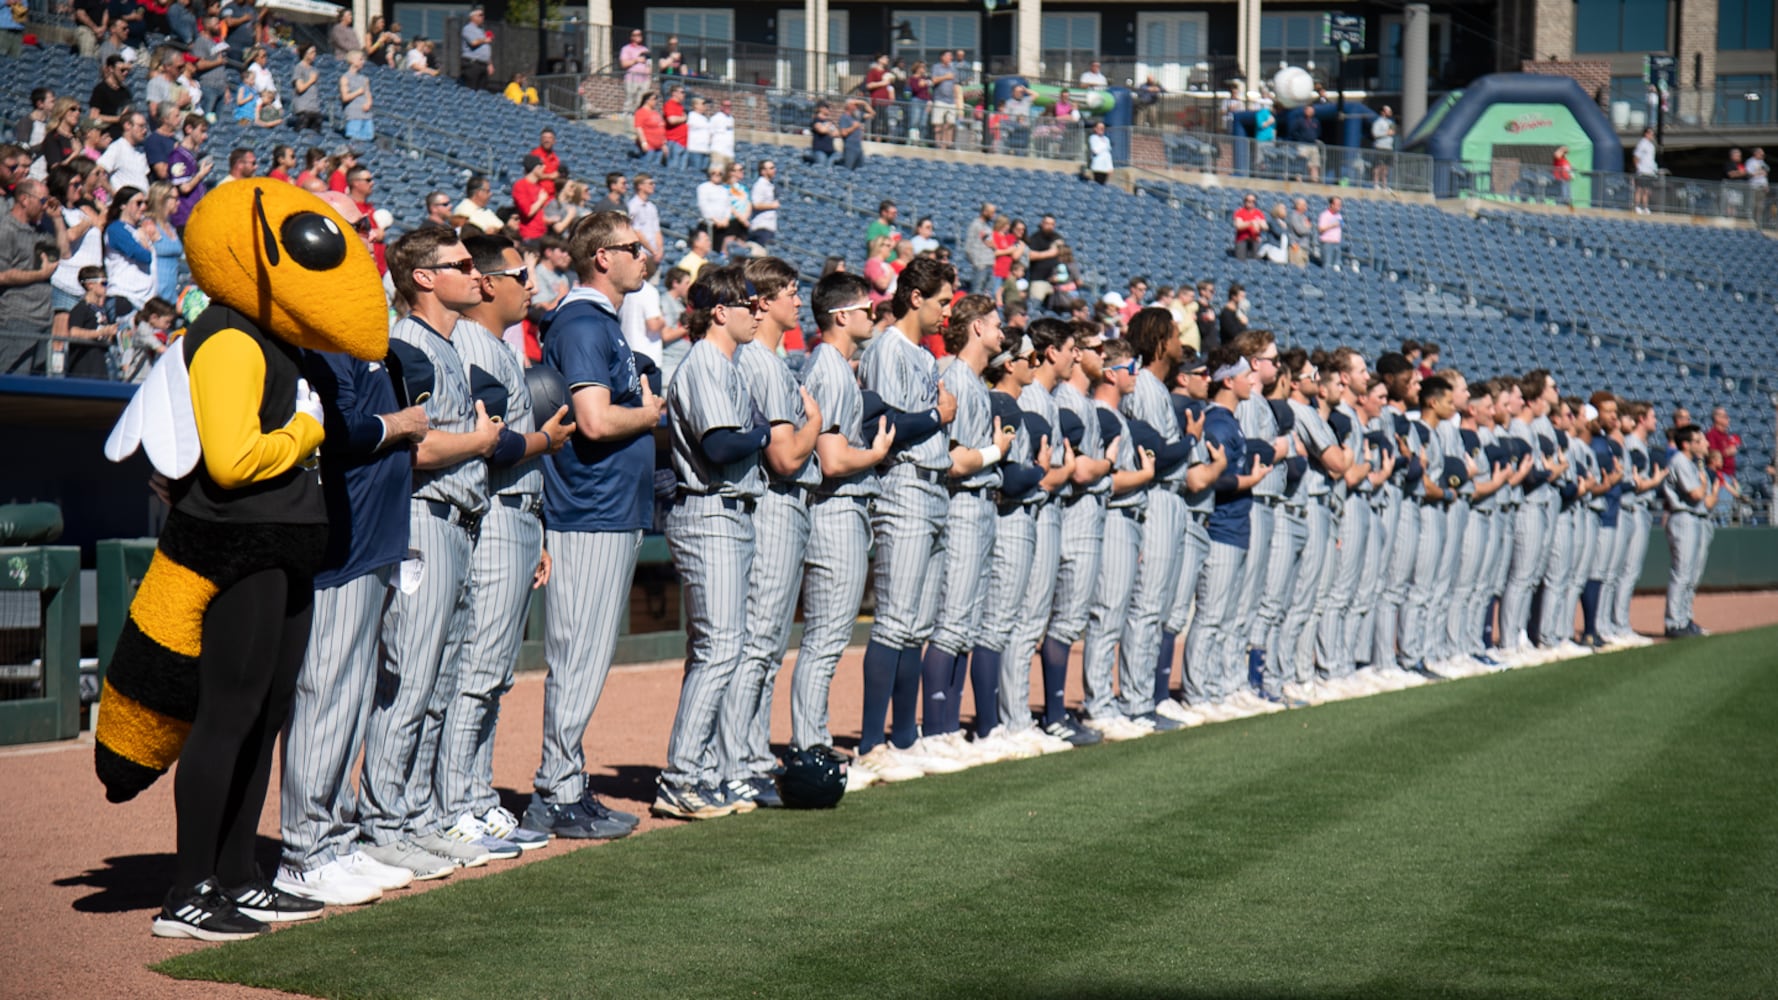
[{"xmin": 96, "ymin": 180, "xmax": 389, "ymax": 803}]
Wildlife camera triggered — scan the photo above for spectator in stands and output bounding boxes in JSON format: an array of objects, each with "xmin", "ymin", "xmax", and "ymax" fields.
[
  {"xmin": 339, "ymin": 51, "xmax": 375, "ymax": 141},
  {"xmin": 528, "ymin": 234, "xmax": 573, "ymax": 317},
  {"xmin": 865, "ymin": 199, "xmax": 901, "ymax": 252},
  {"xmin": 234, "ymin": 52, "xmax": 283, "ymax": 129},
  {"xmin": 1080, "ymin": 60, "xmax": 1108, "ymax": 90},
  {"xmin": 1748, "ymin": 148, "xmax": 1770, "ymax": 225},
  {"xmin": 908, "ymin": 216, "xmax": 939, "ymax": 255},
  {"xmin": 658, "ymin": 35, "xmax": 685, "ymax": 80},
  {"xmin": 543, "ymin": 179, "xmax": 587, "ymax": 236},
  {"xmin": 1400, "ymin": 339, "xmax": 1423, "ymax": 369},
  {"xmin": 190, "ymin": 12, "xmax": 230, "ymax": 120},
  {"xmin": 710, "ymin": 99, "xmax": 737, "ymax": 172},
  {"xmin": 103, "ymin": 186, "xmax": 156, "ymax": 317},
  {"xmin": 1318, "ymin": 196, "xmax": 1344, "ymax": 270},
  {"xmin": 221, "ymin": 0, "xmax": 255, "ymax": 53},
  {"xmin": 166, "ymin": 114, "xmax": 212, "ymax": 228},
  {"xmin": 521, "ymin": 127, "xmax": 560, "ymax": 199},
  {"xmin": 0, "ymin": 179, "xmax": 57, "ymax": 371},
  {"xmin": 627, "ymin": 172, "xmax": 662, "ymax": 259},
  {"xmin": 1023, "ymin": 214, "xmax": 1063, "ymax": 300},
  {"xmin": 64, "ymin": 266, "xmax": 119, "ymax": 377},
  {"xmin": 676, "ymin": 224, "xmax": 712, "ymax": 279},
  {"xmin": 662, "ymin": 85, "xmax": 689, "ymax": 170},
  {"xmin": 266, "ymin": 143, "xmax": 296, "ymax": 183},
  {"xmin": 46, "ymin": 165, "xmax": 100, "ymax": 341},
  {"xmin": 144, "ymin": 106, "xmax": 182, "ymax": 183},
  {"xmin": 1551, "ymin": 146, "xmax": 1574, "ymax": 205},
  {"xmin": 1254, "ymin": 102, "xmax": 1276, "ymax": 143},
  {"xmin": 748, "ymin": 160, "xmax": 779, "ymax": 247},
  {"xmin": 907, "ymin": 61, "xmax": 932, "ymax": 142},
  {"xmin": 1218, "ymin": 282, "xmax": 1248, "ymax": 343},
  {"xmin": 145, "ymin": 49, "xmax": 185, "ymax": 122},
  {"xmin": 14, "ymin": 89, "xmax": 56, "ymax": 150},
  {"xmin": 329, "ymin": 8, "xmax": 360, "ymax": 59},
  {"xmin": 294, "ymin": 147, "xmax": 327, "ymax": 189},
  {"xmin": 863, "ymin": 236, "xmax": 895, "ymax": 307},
  {"xmin": 1706, "ymin": 407, "xmax": 1740, "ymax": 486},
  {"xmin": 961, "ymin": 201, "xmax": 994, "ymax": 293},
  {"xmin": 864, "ymin": 54, "xmax": 894, "ymax": 137},
  {"xmin": 460, "ymin": 5, "xmax": 493, "ymax": 91},
  {"xmin": 807, "ymin": 102, "xmax": 839, "ymax": 167},
  {"xmin": 1418, "ymin": 342, "xmax": 1439, "ymax": 377},
  {"xmin": 38, "ymin": 99, "xmax": 82, "ymax": 172},
  {"xmin": 633, "ymin": 91, "xmax": 666, "ymax": 162},
  {"xmin": 286, "ymin": 44, "xmax": 323, "ymax": 132},
  {"xmin": 1288, "ymin": 105, "xmax": 1321, "ymax": 183},
  {"xmin": 1001, "ymin": 259, "xmax": 1028, "ymax": 311},
  {"xmin": 1671, "ymin": 406, "xmax": 1693, "ymax": 431},
  {"xmin": 700, "ymin": 163, "xmax": 749, "ymax": 251},
  {"xmin": 505, "ymin": 72, "xmax": 540, "ymax": 106},
  {"xmin": 1135, "ymin": 75, "xmax": 1163, "ymax": 128},
  {"xmin": 217, "ymin": 146, "xmax": 257, "ymax": 185},
  {"xmin": 406, "ymin": 38, "xmax": 440, "ymax": 76},
  {"xmin": 1372, "ymin": 105, "xmax": 1395, "ymax": 187},
  {"xmin": 166, "ymin": 0, "xmax": 197, "ymax": 44},
  {"xmin": 100, "ymin": 112, "xmax": 152, "ymax": 193},
  {"xmin": 1286, "ymin": 196, "xmax": 1312, "ymax": 261},
  {"xmin": 684, "ymin": 96, "xmax": 714, "ymax": 174},
  {"xmin": 0, "ymin": 146, "xmax": 24, "ymax": 200},
  {"xmin": 620, "ymin": 29, "xmax": 651, "ymax": 112},
  {"xmin": 88, "ymin": 56, "xmax": 134, "ymax": 129},
  {"xmin": 930, "ymin": 50, "xmax": 960, "ymax": 149},
  {"xmin": 78, "ymin": 118, "xmax": 114, "ymax": 166},
  {"xmin": 146, "ymin": 181, "xmax": 182, "ymax": 302},
  {"xmin": 656, "ymin": 263, "xmax": 691, "ymax": 380},
  {"xmin": 422, "ymin": 190, "xmax": 453, "ymax": 228},
  {"xmin": 839, "ymin": 98, "xmax": 870, "ymax": 170},
  {"xmin": 455, "ymin": 173, "xmax": 504, "ymax": 233},
  {"xmin": 508, "ymin": 155, "xmax": 549, "ymax": 240},
  {"xmin": 618, "ymin": 255, "xmax": 664, "ymax": 365},
  {"xmin": 595, "ymin": 171, "xmax": 626, "ymax": 213},
  {"xmin": 1631, "ymin": 127, "xmax": 1658, "ymax": 214},
  {"xmin": 1231, "ymin": 193, "xmax": 1265, "ymax": 260},
  {"xmin": 1088, "ymin": 121, "xmax": 1113, "ymax": 184},
  {"xmin": 364, "ymin": 14, "xmax": 400, "ymax": 66},
  {"xmin": 73, "ymin": 0, "xmax": 109, "ymax": 58}
]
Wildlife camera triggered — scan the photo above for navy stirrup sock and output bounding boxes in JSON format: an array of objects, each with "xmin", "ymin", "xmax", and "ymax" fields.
[
  {"xmin": 860, "ymin": 641, "xmax": 899, "ymax": 753},
  {"xmin": 969, "ymin": 646, "xmax": 1001, "ymax": 737},
  {"xmin": 890, "ymin": 645, "xmax": 924, "ymax": 749},
  {"xmin": 946, "ymin": 649, "xmax": 972, "ymax": 733},
  {"xmin": 919, "ymin": 645, "xmax": 956, "ymax": 737},
  {"xmin": 1581, "ymin": 580, "xmax": 1602, "ymax": 638},
  {"xmin": 1154, "ymin": 630, "xmax": 1178, "ymax": 705},
  {"xmin": 1040, "ymin": 637, "xmax": 1071, "ymax": 725}
]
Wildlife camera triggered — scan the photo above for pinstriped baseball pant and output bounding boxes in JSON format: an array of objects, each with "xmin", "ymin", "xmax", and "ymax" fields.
[
  {"xmin": 1118, "ymin": 489, "xmax": 1185, "ymax": 718},
  {"xmin": 1673, "ymin": 516, "xmax": 1714, "ymax": 628},
  {"xmin": 1425, "ymin": 499, "xmax": 1468, "ymax": 662},
  {"xmin": 1254, "ymin": 503, "xmax": 1306, "ymax": 696},
  {"xmin": 1317, "ymin": 495, "xmax": 1370, "ymax": 678},
  {"xmin": 1236, "ymin": 496, "xmax": 1277, "ymax": 648},
  {"xmin": 1000, "ymin": 501, "xmax": 1060, "ymax": 733},
  {"xmin": 1610, "ymin": 506, "xmax": 1650, "ymax": 636},
  {"xmin": 1373, "ymin": 493, "xmax": 1419, "ymax": 670},
  {"xmin": 1592, "ymin": 517, "xmax": 1629, "ymax": 633},
  {"xmin": 663, "ymin": 496, "xmax": 755, "ymax": 791},
  {"xmin": 1502, "ymin": 497, "xmax": 1552, "ymax": 647},
  {"xmin": 280, "ymin": 567, "xmax": 393, "ymax": 871},
  {"xmin": 1046, "ymin": 495, "xmax": 1105, "ymax": 646},
  {"xmin": 980, "ymin": 505, "xmax": 1035, "ymax": 701},
  {"xmin": 1484, "ymin": 504, "xmax": 1515, "ymax": 646},
  {"xmin": 1187, "ymin": 538, "xmax": 1247, "ymax": 702},
  {"xmin": 1538, "ymin": 505, "xmax": 1583, "ymax": 643},
  {"xmin": 534, "ymin": 528, "xmax": 642, "ymax": 804},
  {"xmin": 1572, "ymin": 512, "xmax": 1602, "ymax": 633},
  {"xmin": 359, "ymin": 504, "xmax": 474, "ymax": 845},
  {"xmin": 868, "ymin": 473, "xmax": 949, "ymax": 651},
  {"xmin": 793, "ymin": 495, "xmax": 871, "ymax": 751},
  {"xmin": 434, "ymin": 501, "xmax": 543, "ymax": 823},
  {"xmin": 721, "ymin": 489, "xmax": 809, "ymax": 781},
  {"xmin": 1400, "ymin": 502, "xmax": 1446, "ymax": 667},
  {"xmin": 1283, "ymin": 499, "xmax": 1333, "ymax": 684},
  {"xmin": 1347, "ymin": 494, "xmax": 1393, "ymax": 668},
  {"xmin": 1083, "ymin": 505, "xmax": 1143, "ymax": 719},
  {"xmin": 1166, "ymin": 511, "xmax": 1210, "ymax": 637},
  {"xmin": 929, "ymin": 491, "xmax": 997, "ymax": 657},
  {"xmin": 1446, "ymin": 504, "xmax": 1490, "ymax": 658}
]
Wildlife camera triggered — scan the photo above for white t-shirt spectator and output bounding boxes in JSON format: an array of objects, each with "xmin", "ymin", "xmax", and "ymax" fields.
[
  {"xmin": 100, "ymin": 137, "xmax": 152, "ymax": 193},
  {"xmin": 709, "ymin": 111, "xmax": 735, "ymax": 159},
  {"xmin": 1371, "ymin": 115, "xmax": 1394, "ymax": 150},
  {"xmin": 627, "ymin": 193, "xmax": 662, "ymax": 249},
  {"xmin": 695, "ymin": 179, "xmax": 732, "ymax": 225},
  {"xmin": 1089, "ymin": 132, "xmax": 1113, "ymax": 173},
  {"xmin": 618, "ymin": 279, "xmax": 664, "ymax": 365},
  {"xmin": 1746, "ymin": 152, "xmax": 1769, "ymax": 190},
  {"xmin": 404, "ymin": 47, "xmax": 427, "ymax": 72},
  {"xmin": 686, "ymin": 110, "xmax": 713, "ymax": 154},
  {"xmin": 749, "ymin": 176, "xmax": 777, "ymax": 233},
  {"xmin": 1634, "ymin": 136, "xmax": 1657, "ymax": 177},
  {"xmin": 1079, "ymin": 69, "xmax": 1107, "ymax": 89}
]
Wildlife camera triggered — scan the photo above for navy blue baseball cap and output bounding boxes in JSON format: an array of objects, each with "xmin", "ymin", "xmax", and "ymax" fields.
[
  {"xmin": 469, "ymin": 365, "xmax": 508, "ymax": 422},
  {"xmin": 386, "ymin": 340, "xmax": 435, "ymax": 408}
]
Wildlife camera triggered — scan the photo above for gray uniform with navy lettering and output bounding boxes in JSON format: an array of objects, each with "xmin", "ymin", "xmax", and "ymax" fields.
[
  {"xmin": 721, "ymin": 341, "xmax": 821, "ymax": 780},
  {"xmin": 1236, "ymin": 395, "xmax": 1283, "ymax": 649},
  {"xmin": 1166, "ymin": 400, "xmax": 1215, "ymax": 640},
  {"xmin": 1118, "ymin": 370, "xmax": 1188, "ymax": 716},
  {"xmin": 361, "ymin": 316, "xmax": 488, "ymax": 845},
  {"xmin": 1610, "ymin": 433, "xmax": 1653, "ymax": 638},
  {"xmin": 793, "ymin": 342, "xmax": 877, "ymax": 750},
  {"xmin": 1399, "ymin": 415, "xmax": 1446, "ymax": 669},
  {"xmin": 662, "ymin": 338, "xmax": 763, "ymax": 792},
  {"xmin": 432, "ymin": 319, "xmax": 544, "ymax": 826},
  {"xmin": 928, "ymin": 358, "xmax": 1000, "ymax": 663},
  {"xmin": 1266, "ymin": 399, "xmax": 1334, "ymax": 690},
  {"xmin": 1317, "ymin": 402, "xmax": 1372, "ymax": 677},
  {"xmin": 1082, "ymin": 401, "xmax": 1145, "ymax": 720},
  {"xmin": 1047, "ymin": 380, "xmax": 1108, "ymax": 647},
  {"xmin": 1663, "ymin": 450, "xmax": 1710, "ymax": 630},
  {"xmin": 859, "ymin": 327, "xmax": 950, "ymax": 653},
  {"xmin": 977, "ymin": 389, "xmax": 1039, "ymax": 728},
  {"xmin": 999, "ymin": 381, "xmax": 1066, "ymax": 731},
  {"xmin": 1445, "ymin": 422, "xmax": 1494, "ymax": 660}
]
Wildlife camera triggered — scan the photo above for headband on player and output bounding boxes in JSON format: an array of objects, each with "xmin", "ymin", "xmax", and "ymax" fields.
[{"xmin": 1212, "ymin": 358, "xmax": 1251, "ymax": 382}]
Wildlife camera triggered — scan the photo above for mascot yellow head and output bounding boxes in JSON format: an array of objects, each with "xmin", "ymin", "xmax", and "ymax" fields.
[{"xmin": 183, "ymin": 179, "xmax": 388, "ymax": 361}]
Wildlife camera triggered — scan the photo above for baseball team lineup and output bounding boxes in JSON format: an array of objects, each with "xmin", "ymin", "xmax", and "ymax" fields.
[{"xmin": 92, "ymin": 187, "xmax": 1724, "ymax": 945}]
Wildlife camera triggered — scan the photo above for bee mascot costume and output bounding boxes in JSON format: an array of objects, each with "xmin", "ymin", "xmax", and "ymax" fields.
[{"xmin": 97, "ymin": 180, "xmax": 388, "ymax": 939}]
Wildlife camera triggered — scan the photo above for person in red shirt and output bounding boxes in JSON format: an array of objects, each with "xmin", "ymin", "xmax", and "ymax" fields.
[
  {"xmin": 863, "ymin": 54, "xmax": 893, "ymax": 137},
  {"xmin": 343, "ymin": 163, "xmax": 386, "ymax": 273},
  {"xmin": 1232, "ymin": 193, "xmax": 1266, "ymax": 260},
  {"xmin": 529, "ymin": 126, "xmax": 561, "ymax": 199},
  {"xmin": 662, "ymin": 84, "xmax": 688, "ymax": 170},
  {"xmin": 511, "ymin": 153, "xmax": 550, "ymax": 241},
  {"xmin": 1705, "ymin": 406, "xmax": 1741, "ymax": 480},
  {"xmin": 633, "ymin": 90, "xmax": 665, "ymax": 160},
  {"xmin": 266, "ymin": 144, "xmax": 297, "ymax": 184},
  {"xmin": 328, "ymin": 144, "xmax": 358, "ymax": 194}
]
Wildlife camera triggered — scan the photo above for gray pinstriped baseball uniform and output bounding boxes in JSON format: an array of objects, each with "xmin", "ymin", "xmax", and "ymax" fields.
[
  {"xmin": 1483, "ymin": 428, "xmax": 1518, "ymax": 648},
  {"xmin": 432, "ymin": 318, "xmax": 544, "ymax": 826},
  {"xmin": 1540, "ymin": 433, "xmax": 1591, "ymax": 643},
  {"xmin": 1500, "ymin": 416, "xmax": 1549, "ymax": 649},
  {"xmin": 1590, "ymin": 438, "xmax": 1630, "ymax": 639},
  {"xmin": 1262, "ymin": 398, "xmax": 1335, "ymax": 692},
  {"xmin": 1318, "ymin": 404, "xmax": 1372, "ymax": 678},
  {"xmin": 360, "ymin": 315, "xmax": 487, "ymax": 845},
  {"xmin": 1082, "ymin": 401, "xmax": 1145, "ymax": 720},
  {"xmin": 999, "ymin": 381, "xmax": 1066, "ymax": 732},
  {"xmin": 1047, "ymin": 380, "xmax": 1108, "ymax": 648},
  {"xmin": 1424, "ymin": 416, "xmax": 1470, "ymax": 663},
  {"xmin": 1117, "ymin": 370, "xmax": 1187, "ymax": 717},
  {"xmin": 1187, "ymin": 401, "xmax": 1248, "ymax": 702},
  {"xmin": 1663, "ymin": 450, "xmax": 1709, "ymax": 630},
  {"xmin": 976, "ymin": 391, "xmax": 1039, "ymax": 727},
  {"xmin": 1444, "ymin": 423, "xmax": 1493, "ymax": 660},
  {"xmin": 1371, "ymin": 412, "xmax": 1420, "ymax": 671},
  {"xmin": 927, "ymin": 357, "xmax": 1000, "ymax": 664},
  {"xmin": 662, "ymin": 338, "xmax": 763, "ymax": 792},
  {"xmin": 792, "ymin": 341, "xmax": 877, "ymax": 752},
  {"xmin": 1345, "ymin": 418, "xmax": 1395, "ymax": 671},
  {"xmin": 722, "ymin": 341, "xmax": 821, "ymax": 781},
  {"xmin": 1235, "ymin": 394, "xmax": 1284, "ymax": 658},
  {"xmin": 1167, "ymin": 398, "xmax": 1214, "ymax": 699},
  {"xmin": 859, "ymin": 327, "xmax": 950, "ymax": 653},
  {"xmin": 1610, "ymin": 433, "xmax": 1654, "ymax": 637},
  {"xmin": 1399, "ymin": 415, "xmax": 1447, "ymax": 668}
]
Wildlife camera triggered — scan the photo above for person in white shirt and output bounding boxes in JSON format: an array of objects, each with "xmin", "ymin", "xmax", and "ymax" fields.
[
  {"xmin": 626, "ymin": 171, "xmax": 663, "ymax": 260},
  {"xmin": 907, "ymin": 215, "xmax": 939, "ymax": 255},
  {"xmin": 748, "ymin": 159, "xmax": 779, "ymax": 246},
  {"xmin": 708, "ymin": 99, "xmax": 737, "ymax": 172},
  {"xmin": 695, "ymin": 162, "xmax": 734, "ymax": 235},
  {"xmin": 685, "ymin": 96, "xmax": 713, "ymax": 173},
  {"xmin": 99, "ymin": 111, "xmax": 153, "ymax": 193},
  {"xmin": 1079, "ymin": 61, "xmax": 1108, "ymax": 90},
  {"xmin": 1747, "ymin": 147, "xmax": 1770, "ymax": 226},
  {"xmin": 1370, "ymin": 105, "xmax": 1395, "ymax": 188},
  {"xmin": 618, "ymin": 257, "xmax": 666, "ymax": 365},
  {"xmin": 1633, "ymin": 127, "xmax": 1658, "ymax": 214},
  {"xmin": 1088, "ymin": 120, "xmax": 1113, "ymax": 184}
]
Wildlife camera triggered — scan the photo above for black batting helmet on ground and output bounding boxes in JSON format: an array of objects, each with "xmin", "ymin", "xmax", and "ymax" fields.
[{"xmin": 775, "ymin": 746, "xmax": 847, "ymax": 809}]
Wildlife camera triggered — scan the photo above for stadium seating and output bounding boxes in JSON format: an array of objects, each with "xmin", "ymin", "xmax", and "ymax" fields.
[{"xmin": 3, "ymin": 40, "xmax": 1769, "ymax": 504}]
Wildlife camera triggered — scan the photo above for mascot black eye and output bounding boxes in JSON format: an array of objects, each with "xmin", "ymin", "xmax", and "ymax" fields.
[{"xmin": 280, "ymin": 212, "xmax": 348, "ymax": 271}]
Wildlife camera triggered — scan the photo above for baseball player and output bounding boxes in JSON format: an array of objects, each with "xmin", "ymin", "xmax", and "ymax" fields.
[
  {"xmin": 796, "ymin": 272, "xmax": 900, "ymax": 787},
  {"xmin": 996, "ymin": 318, "xmax": 1084, "ymax": 755},
  {"xmin": 1584, "ymin": 392, "xmax": 1628, "ymax": 650},
  {"xmin": 1532, "ymin": 395, "xmax": 1583, "ymax": 653},
  {"xmin": 1483, "ymin": 377, "xmax": 1531, "ymax": 656},
  {"xmin": 854, "ymin": 257, "xmax": 965, "ymax": 776},
  {"xmin": 1331, "ymin": 373, "xmax": 1398, "ymax": 694},
  {"xmin": 1186, "ymin": 346, "xmax": 1265, "ymax": 713},
  {"xmin": 1314, "ymin": 349, "xmax": 1377, "ymax": 693},
  {"xmin": 1437, "ymin": 378, "xmax": 1513, "ymax": 675},
  {"xmin": 522, "ymin": 209, "xmax": 655, "ymax": 841},
  {"xmin": 1424, "ymin": 370, "xmax": 1478, "ymax": 669},
  {"xmin": 1275, "ymin": 352, "xmax": 1347, "ymax": 703},
  {"xmin": 1164, "ymin": 354, "xmax": 1228, "ymax": 716},
  {"xmin": 1663, "ymin": 424, "xmax": 1716, "ymax": 637},
  {"xmin": 1398, "ymin": 373, "xmax": 1453, "ymax": 679},
  {"xmin": 915, "ymin": 293, "xmax": 1014, "ymax": 766},
  {"xmin": 1080, "ymin": 337, "xmax": 1156, "ymax": 740},
  {"xmin": 357, "ymin": 227, "xmax": 507, "ymax": 874},
  {"xmin": 656, "ymin": 263, "xmax": 768, "ymax": 820},
  {"xmin": 1609, "ymin": 402, "xmax": 1664, "ymax": 645},
  {"xmin": 722, "ymin": 256, "xmax": 823, "ymax": 808},
  {"xmin": 1500, "ymin": 370, "xmax": 1561, "ymax": 663},
  {"xmin": 1035, "ymin": 322, "xmax": 1113, "ymax": 746},
  {"xmin": 429, "ymin": 234, "xmax": 573, "ymax": 850},
  {"xmin": 1229, "ymin": 331, "xmax": 1292, "ymax": 704},
  {"xmin": 1560, "ymin": 398, "xmax": 1605, "ymax": 648}
]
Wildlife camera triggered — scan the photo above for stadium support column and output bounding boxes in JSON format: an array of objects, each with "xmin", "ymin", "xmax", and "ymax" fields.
[
  {"xmin": 1403, "ymin": 3, "xmax": 1429, "ymax": 134},
  {"xmin": 807, "ymin": 0, "xmax": 829, "ymax": 92},
  {"xmin": 1236, "ymin": 0, "xmax": 1262, "ymax": 96},
  {"xmin": 587, "ymin": 0, "xmax": 612, "ymax": 75},
  {"xmin": 353, "ymin": 0, "xmax": 369, "ymax": 46},
  {"xmin": 1017, "ymin": 0, "xmax": 1041, "ymax": 81}
]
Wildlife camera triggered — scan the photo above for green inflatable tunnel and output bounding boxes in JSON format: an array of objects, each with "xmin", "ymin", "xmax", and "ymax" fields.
[{"xmin": 1403, "ymin": 73, "xmax": 1625, "ymax": 203}]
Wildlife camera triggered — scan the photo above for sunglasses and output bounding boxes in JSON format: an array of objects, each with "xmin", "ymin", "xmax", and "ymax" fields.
[
  {"xmin": 1105, "ymin": 360, "xmax": 1140, "ymax": 375},
  {"xmin": 418, "ymin": 257, "xmax": 476, "ymax": 274},
  {"xmin": 827, "ymin": 302, "xmax": 872, "ymax": 317},
  {"xmin": 352, "ymin": 215, "xmax": 375, "ymax": 233},
  {"xmin": 483, "ymin": 265, "xmax": 530, "ymax": 284},
  {"xmin": 598, "ymin": 241, "xmax": 650, "ymax": 259}
]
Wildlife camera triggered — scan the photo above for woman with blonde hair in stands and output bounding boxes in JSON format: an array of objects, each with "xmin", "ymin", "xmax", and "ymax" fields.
[
  {"xmin": 145, "ymin": 181, "xmax": 185, "ymax": 303},
  {"xmin": 863, "ymin": 236, "xmax": 896, "ymax": 307},
  {"xmin": 543, "ymin": 178, "xmax": 588, "ymax": 236}
]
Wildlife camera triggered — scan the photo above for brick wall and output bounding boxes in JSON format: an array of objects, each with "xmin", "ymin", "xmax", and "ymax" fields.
[
  {"xmin": 1530, "ymin": 0, "xmax": 1575, "ymax": 62},
  {"xmin": 1520, "ymin": 60, "xmax": 1613, "ymax": 103},
  {"xmin": 1675, "ymin": 3, "xmax": 1719, "ymax": 124}
]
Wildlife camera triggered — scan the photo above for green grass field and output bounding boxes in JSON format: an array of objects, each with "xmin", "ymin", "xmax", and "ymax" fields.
[{"xmin": 159, "ymin": 627, "xmax": 1778, "ymax": 999}]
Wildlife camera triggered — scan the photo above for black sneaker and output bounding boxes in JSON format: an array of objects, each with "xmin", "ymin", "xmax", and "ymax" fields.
[
  {"xmin": 151, "ymin": 878, "xmax": 269, "ymax": 941},
  {"xmin": 227, "ymin": 876, "xmax": 326, "ymax": 923},
  {"xmin": 1042, "ymin": 713, "xmax": 1104, "ymax": 747}
]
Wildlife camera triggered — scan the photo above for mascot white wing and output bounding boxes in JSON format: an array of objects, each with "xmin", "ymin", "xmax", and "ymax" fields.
[{"xmin": 103, "ymin": 337, "xmax": 201, "ymax": 479}]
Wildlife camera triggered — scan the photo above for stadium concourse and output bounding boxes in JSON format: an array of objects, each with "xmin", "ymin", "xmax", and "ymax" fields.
[{"xmin": 1, "ymin": 41, "xmax": 1772, "ymax": 497}]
